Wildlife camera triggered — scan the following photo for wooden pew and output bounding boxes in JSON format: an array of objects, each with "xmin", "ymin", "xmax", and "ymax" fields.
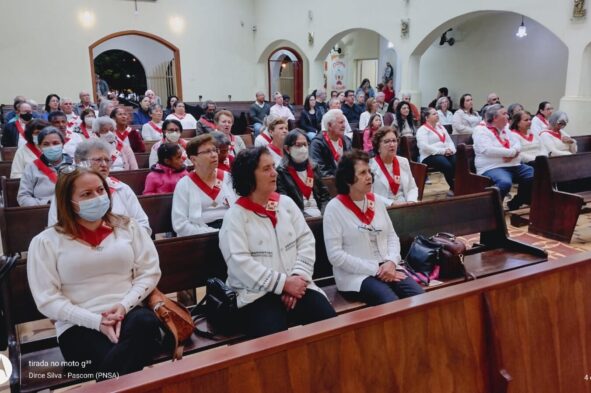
[
  {"xmin": 0, "ymin": 146, "xmax": 17, "ymax": 161},
  {"xmin": 77, "ymin": 250, "xmax": 590, "ymax": 393},
  {"xmin": 140, "ymin": 193, "xmax": 174, "ymax": 237},
  {"xmin": 573, "ymin": 134, "xmax": 591, "ymax": 152},
  {"xmin": 529, "ymin": 153, "xmax": 591, "ymax": 242},
  {"xmin": 181, "ymin": 129, "xmax": 196, "ymax": 139},
  {"xmin": 237, "ymin": 133, "xmax": 253, "ymax": 147},
  {"xmin": 399, "ymin": 135, "xmax": 419, "ymax": 163},
  {"xmin": 0, "ymin": 161, "xmax": 11, "ymax": 179},
  {"xmin": 454, "ymin": 143, "xmax": 493, "ymax": 196},
  {"xmin": 134, "ymin": 152, "xmax": 150, "ymax": 169},
  {"xmin": 450, "ymin": 133, "xmax": 473, "ymax": 146}
]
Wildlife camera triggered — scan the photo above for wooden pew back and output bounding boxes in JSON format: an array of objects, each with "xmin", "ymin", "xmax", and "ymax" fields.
[
  {"xmin": 454, "ymin": 143, "xmax": 493, "ymax": 196},
  {"xmin": 0, "ymin": 147, "xmax": 17, "ymax": 161},
  {"xmin": 110, "ymin": 168, "xmax": 150, "ymax": 195}
]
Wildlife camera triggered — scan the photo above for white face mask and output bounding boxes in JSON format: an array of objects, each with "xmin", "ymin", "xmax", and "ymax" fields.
[
  {"xmin": 290, "ymin": 146, "xmax": 309, "ymax": 164},
  {"xmin": 84, "ymin": 117, "xmax": 95, "ymax": 127},
  {"xmin": 166, "ymin": 131, "xmax": 180, "ymax": 143}
]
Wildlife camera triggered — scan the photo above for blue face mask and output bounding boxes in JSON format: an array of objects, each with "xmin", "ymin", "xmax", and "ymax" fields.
[
  {"xmin": 42, "ymin": 145, "xmax": 63, "ymax": 162},
  {"xmin": 74, "ymin": 194, "xmax": 110, "ymax": 222}
]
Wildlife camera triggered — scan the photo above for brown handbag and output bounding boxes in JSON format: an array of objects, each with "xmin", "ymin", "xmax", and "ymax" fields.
[
  {"xmin": 146, "ymin": 288, "xmax": 194, "ymax": 360},
  {"xmin": 430, "ymin": 232, "xmax": 467, "ymax": 279}
]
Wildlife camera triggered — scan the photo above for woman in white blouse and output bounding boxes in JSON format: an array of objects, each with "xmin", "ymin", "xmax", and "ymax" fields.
[
  {"xmin": 92, "ymin": 116, "xmax": 138, "ymax": 171},
  {"xmin": 436, "ymin": 96, "xmax": 453, "ymax": 126},
  {"xmin": 452, "ymin": 93, "xmax": 482, "ymax": 135},
  {"xmin": 219, "ymin": 147, "xmax": 335, "ymax": 338},
  {"xmin": 531, "ymin": 101, "xmax": 553, "ymax": 136},
  {"xmin": 148, "ymin": 119, "xmax": 192, "ymax": 168},
  {"xmin": 214, "ymin": 110, "xmax": 246, "ymax": 158},
  {"xmin": 539, "ymin": 111, "xmax": 577, "ymax": 156},
  {"xmin": 165, "ymin": 101, "xmax": 197, "ymax": 130},
  {"xmin": 358, "ymin": 98, "xmax": 383, "ymax": 131},
  {"xmin": 265, "ymin": 117, "xmax": 288, "ymax": 166},
  {"xmin": 417, "ymin": 108, "xmax": 456, "ymax": 192},
  {"xmin": 28, "ymin": 167, "xmax": 161, "ymax": 378},
  {"xmin": 323, "ymin": 150, "xmax": 424, "ymax": 305},
  {"xmin": 370, "ymin": 126, "xmax": 418, "ymax": 205},
  {"xmin": 509, "ymin": 111, "xmax": 543, "ymax": 164},
  {"xmin": 141, "ymin": 104, "xmax": 164, "ymax": 141},
  {"xmin": 172, "ymin": 134, "xmax": 236, "ymax": 236}
]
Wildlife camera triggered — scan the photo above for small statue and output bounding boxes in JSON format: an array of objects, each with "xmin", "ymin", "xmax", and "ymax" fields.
[
  {"xmin": 401, "ymin": 19, "xmax": 410, "ymax": 38},
  {"xmin": 574, "ymin": 0, "xmax": 586, "ymax": 18}
]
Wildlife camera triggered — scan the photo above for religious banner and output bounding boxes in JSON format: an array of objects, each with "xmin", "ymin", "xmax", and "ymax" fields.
[{"xmin": 327, "ymin": 54, "xmax": 347, "ymax": 92}]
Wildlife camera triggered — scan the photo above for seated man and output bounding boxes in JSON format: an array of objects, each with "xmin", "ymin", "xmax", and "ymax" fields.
[
  {"xmin": 282, "ymin": 94, "xmax": 296, "ymax": 115},
  {"xmin": 74, "ymin": 90, "xmax": 98, "ymax": 115},
  {"xmin": 195, "ymin": 100, "xmax": 217, "ymax": 135},
  {"xmin": 269, "ymin": 91, "xmax": 295, "ymax": 121},
  {"xmin": 144, "ymin": 89, "xmax": 161, "ymax": 106},
  {"xmin": 310, "ymin": 109, "xmax": 353, "ymax": 177},
  {"xmin": 249, "ymin": 91, "xmax": 270, "ymax": 136},
  {"xmin": 473, "ymin": 104, "xmax": 533, "ymax": 211},
  {"xmin": 49, "ymin": 111, "xmax": 83, "ymax": 158},
  {"xmin": 60, "ymin": 97, "xmax": 81, "ymax": 133},
  {"xmin": 321, "ymin": 98, "xmax": 353, "ymax": 139},
  {"xmin": 4, "ymin": 95, "xmax": 26, "ymax": 124},
  {"xmin": 479, "ymin": 92, "xmax": 501, "ymax": 117},
  {"xmin": 375, "ymin": 92, "xmax": 389, "ymax": 116},
  {"xmin": 1, "ymin": 101, "xmax": 34, "ymax": 147},
  {"xmin": 341, "ymin": 90, "xmax": 362, "ymax": 124}
]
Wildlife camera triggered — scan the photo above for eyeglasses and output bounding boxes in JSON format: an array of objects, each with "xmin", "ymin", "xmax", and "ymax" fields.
[
  {"xmin": 197, "ymin": 148, "xmax": 219, "ymax": 156},
  {"xmin": 382, "ymin": 138, "xmax": 398, "ymax": 144},
  {"xmin": 59, "ymin": 164, "xmax": 78, "ymax": 175},
  {"xmin": 86, "ymin": 158, "xmax": 111, "ymax": 165}
]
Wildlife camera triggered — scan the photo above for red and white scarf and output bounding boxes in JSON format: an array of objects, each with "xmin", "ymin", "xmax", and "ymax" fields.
[
  {"xmin": 236, "ymin": 192, "xmax": 281, "ymax": 227},
  {"xmin": 336, "ymin": 193, "xmax": 376, "ymax": 225}
]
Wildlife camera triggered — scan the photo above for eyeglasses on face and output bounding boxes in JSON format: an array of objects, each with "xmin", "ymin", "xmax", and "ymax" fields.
[
  {"xmin": 86, "ymin": 158, "xmax": 111, "ymax": 165},
  {"xmin": 196, "ymin": 148, "xmax": 219, "ymax": 156}
]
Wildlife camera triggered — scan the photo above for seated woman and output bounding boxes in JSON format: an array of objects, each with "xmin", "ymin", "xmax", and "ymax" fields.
[
  {"xmin": 11, "ymin": 119, "xmax": 48, "ymax": 179},
  {"xmin": 370, "ymin": 126, "xmax": 419, "ymax": 205},
  {"xmin": 79, "ymin": 108, "xmax": 96, "ymax": 139},
  {"xmin": 265, "ymin": 117, "xmax": 289, "ymax": 166},
  {"xmin": 28, "ymin": 167, "xmax": 161, "ymax": 378},
  {"xmin": 18, "ymin": 126, "xmax": 73, "ymax": 206},
  {"xmin": 144, "ymin": 143, "xmax": 188, "ymax": 195},
  {"xmin": 359, "ymin": 98, "xmax": 383, "ymax": 131},
  {"xmin": 362, "ymin": 113, "xmax": 383, "ymax": 153},
  {"xmin": 141, "ymin": 104, "xmax": 165, "ymax": 141},
  {"xmin": 531, "ymin": 101, "xmax": 553, "ymax": 136},
  {"xmin": 417, "ymin": 108, "xmax": 456, "ymax": 193},
  {"xmin": 323, "ymin": 150, "xmax": 424, "ymax": 305},
  {"xmin": 148, "ymin": 119, "xmax": 191, "ymax": 168},
  {"xmin": 165, "ymin": 100, "xmax": 197, "ymax": 130},
  {"xmin": 132, "ymin": 96, "xmax": 151, "ymax": 126},
  {"xmin": 395, "ymin": 100, "xmax": 416, "ymax": 137},
  {"xmin": 164, "ymin": 95, "xmax": 178, "ymax": 118},
  {"xmin": 219, "ymin": 147, "xmax": 336, "ymax": 338},
  {"xmin": 172, "ymin": 134, "xmax": 236, "ymax": 236},
  {"xmin": 214, "ymin": 110, "xmax": 246, "ymax": 157},
  {"xmin": 254, "ymin": 114, "xmax": 277, "ymax": 147},
  {"xmin": 92, "ymin": 116, "xmax": 138, "ymax": 171},
  {"xmin": 509, "ymin": 111, "xmax": 543, "ymax": 165},
  {"xmin": 110, "ymin": 107, "xmax": 145, "ymax": 153},
  {"xmin": 211, "ymin": 131, "xmax": 234, "ymax": 171},
  {"xmin": 48, "ymin": 139, "xmax": 150, "ymax": 233},
  {"xmin": 299, "ymin": 94, "xmax": 322, "ymax": 141},
  {"xmin": 452, "ymin": 93, "xmax": 482, "ymax": 135},
  {"xmin": 276, "ymin": 129, "xmax": 331, "ymax": 217},
  {"xmin": 436, "ymin": 96, "xmax": 453, "ymax": 126},
  {"xmin": 539, "ymin": 111, "xmax": 578, "ymax": 156}
]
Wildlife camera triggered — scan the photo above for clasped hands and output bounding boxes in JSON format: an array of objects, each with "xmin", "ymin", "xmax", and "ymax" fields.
[
  {"xmin": 376, "ymin": 261, "xmax": 407, "ymax": 283},
  {"xmin": 281, "ymin": 275, "xmax": 309, "ymax": 310},
  {"xmin": 100, "ymin": 303, "xmax": 126, "ymax": 343}
]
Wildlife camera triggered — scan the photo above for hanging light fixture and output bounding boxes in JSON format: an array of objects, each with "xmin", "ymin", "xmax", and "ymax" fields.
[{"xmin": 516, "ymin": 16, "xmax": 527, "ymax": 38}]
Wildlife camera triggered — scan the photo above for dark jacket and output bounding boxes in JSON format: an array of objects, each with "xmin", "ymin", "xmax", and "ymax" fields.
[
  {"xmin": 299, "ymin": 110, "xmax": 322, "ymax": 134},
  {"xmin": 1, "ymin": 122, "xmax": 20, "ymax": 147},
  {"xmin": 249, "ymin": 102, "xmax": 270, "ymax": 124},
  {"xmin": 276, "ymin": 163, "xmax": 331, "ymax": 214},
  {"xmin": 342, "ymin": 103, "xmax": 363, "ymax": 124},
  {"xmin": 310, "ymin": 131, "xmax": 352, "ymax": 177},
  {"xmin": 132, "ymin": 109, "xmax": 151, "ymax": 126}
]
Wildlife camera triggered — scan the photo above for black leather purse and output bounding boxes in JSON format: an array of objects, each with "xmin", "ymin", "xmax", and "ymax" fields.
[
  {"xmin": 403, "ymin": 235, "xmax": 443, "ymax": 285},
  {"xmin": 191, "ymin": 278, "xmax": 239, "ymax": 337}
]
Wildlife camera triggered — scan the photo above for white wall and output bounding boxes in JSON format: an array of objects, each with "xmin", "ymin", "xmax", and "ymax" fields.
[{"xmin": 418, "ymin": 13, "xmax": 568, "ymax": 112}]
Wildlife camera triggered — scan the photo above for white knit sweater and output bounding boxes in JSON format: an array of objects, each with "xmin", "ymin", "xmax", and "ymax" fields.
[
  {"xmin": 473, "ymin": 125, "xmax": 522, "ymax": 174},
  {"xmin": 539, "ymin": 130, "xmax": 578, "ymax": 156}
]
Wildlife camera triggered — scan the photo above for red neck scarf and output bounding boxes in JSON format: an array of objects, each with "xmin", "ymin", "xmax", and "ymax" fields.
[
  {"xmin": 117, "ymin": 127, "xmax": 132, "ymax": 142},
  {"xmin": 536, "ymin": 114, "xmax": 549, "ymax": 127},
  {"xmin": 67, "ymin": 115, "xmax": 79, "ymax": 128},
  {"xmin": 79, "ymin": 124, "xmax": 90, "ymax": 139},
  {"xmin": 287, "ymin": 164, "xmax": 314, "ymax": 199},
  {"xmin": 16, "ymin": 120, "xmax": 26, "ymax": 138},
  {"xmin": 424, "ymin": 122, "xmax": 446, "ymax": 143},
  {"xmin": 75, "ymin": 222, "xmax": 114, "ymax": 248},
  {"xmin": 228, "ymin": 133, "xmax": 237, "ymax": 157},
  {"xmin": 188, "ymin": 169, "xmax": 225, "ymax": 201},
  {"xmin": 236, "ymin": 192, "xmax": 280, "ymax": 227},
  {"xmin": 199, "ymin": 117, "xmax": 216, "ymax": 129},
  {"xmin": 173, "ymin": 113, "xmax": 186, "ymax": 120},
  {"xmin": 375, "ymin": 155, "xmax": 401, "ymax": 196},
  {"xmin": 106, "ymin": 176, "xmax": 119, "ymax": 194},
  {"xmin": 336, "ymin": 193, "xmax": 376, "ymax": 225},
  {"xmin": 261, "ymin": 132, "xmax": 272, "ymax": 143},
  {"xmin": 323, "ymin": 131, "xmax": 343, "ymax": 162},
  {"xmin": 33, "ymin": 159, "xmax": 58, "ymax": 184},
  {"xmin": 510, "ymin": 129, "xmax": 533, "ymax": 142},
  {"xmin": 218, "ymin": 155, "xmax": 234, "ymax": 172},
  {"xmin": 541, "ymin": 130, "xmax": 562, "ymax": 140},
  {"xmin": 111, "ymin": 141, "xmax": 124, "ymax": 163},
  {"xmin": 486, "ymin": 126, "xmax": 510, "ymax": 149},
  {"xmin": 267, "ymin": 143, "xmax": 283, "ymax": 157},
  {"xmin": 149, "ymin": 121, "xmax": 162, "ymax": 134},
  {"xmin": 26, "ymin": 142, "xmax": 42, "ymax": 159}
]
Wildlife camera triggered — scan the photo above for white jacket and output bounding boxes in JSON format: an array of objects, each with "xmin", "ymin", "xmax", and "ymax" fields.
[
  {"xmin": 10, "ymin": 144, "xmax": 38, "ymax": 179},
  {"xmin": 370, "ymin": 156, "xmax": 418, "ymax": 205},
  {"xmin": 510, "ymin": 131, "xmax": 544, "ymax": 163},
  {"xmin": 219, "ymin": 195, "xmax": 323, "ymax": 308},
  {"xmin": 473, "ymin": 125, "xmax": 522, "ymax": 174},
  {"xmin": 323, "ymin": 194, "xmax": 401, "ymax": 292},
  {"xmin": 416, "ymin": 124, "xmax": 456, "ymax": 163},
  {"xmin": 530, "ymin": 114, "xmax": 549, "ymax": 136},
  {"xmin": 452, "ymin": 109, "xmax": 481, "ymax": 135},
  {"xmin": 539, "ymin": 130, "xmax": 577, "ymax": 156}
]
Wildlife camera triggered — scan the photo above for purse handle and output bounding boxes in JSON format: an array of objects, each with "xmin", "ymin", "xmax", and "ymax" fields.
[{"xmin": 433, "ymin": 232, "xmax": 456, "ymax": 240}]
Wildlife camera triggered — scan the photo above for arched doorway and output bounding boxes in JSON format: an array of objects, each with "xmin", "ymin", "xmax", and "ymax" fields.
[
  {"xmin": 268, "ymin": 48, "xmax": 303, "ymax": 105},
  {"xmin": 94, "ymin": 49, "xmax": 147, "ymax": 98},
  {"xmin": 89, "ymin": 30, "xmax": 183, "ymax": 102}
]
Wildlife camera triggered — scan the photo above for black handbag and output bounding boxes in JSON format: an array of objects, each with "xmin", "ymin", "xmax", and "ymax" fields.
[
  {"xmin": 403, "ymin": 235, "xmax": 443, "ymax": 285},
  {"xmin": 191, "ymin": 278, "xmax": 238, "ymax": 337}
]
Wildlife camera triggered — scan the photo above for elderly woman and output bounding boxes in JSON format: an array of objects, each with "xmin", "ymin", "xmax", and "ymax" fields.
[
  {"xmin": 299, "ymin": 94, "xmax": 322, "ymax": 140},
  {"xmin": 29, "ymin": 167, "xmax": 161, "ymax": 378},
  {"xmin": 165, "ymin": 100, "xmax": 197, "ymax": 130},
  {"xmin": 474, "ymin": 104, "xmax": 533, "ymax": 211},
  {"xmin": 144, "ymin": 143, "xmax": 188, "ymax": 195},
  {"xmin": 452, "ymin": 93, "xmax": 482, "ymax": 135},
  {"xmin": 254, "ymin": 114, "xmax": 277, "ymax": 147},
  {"xmin": 98, "ymin": 100, "xmax": 115, "ymax": 117},
  {"xmin": 370, "ymin": 126, "xmax": 418, "ymax": 205},
  {"xmin": 359, "ymin": 98, "xmax": 383, "ymax": 131},
  {"xmin": 219, "ymin": 147, "xmax": 336, "ymax": 338},
  {"xmin": 48, "ymin": 139, "xmax": 150, "ymax": 233},
  {"xmin": 132, "ymin": 96, "xmax": 151, "ymax": 126},
  {"xmin": 172, "ymin": 134, "xmax": 236, "ymax": 236},
  {"xmin": 323, "ymin": 150, "xmax": 424, "ymax": 305},
  {"xmin": 215, "ymin": 110, "xmax": 246, "ymax": 157},
  {"xmin": 507, "ymin": 103, "xmax": 524, "ymax": 119},
  {"xmin": 417, "ymin": 108, "xmax": 456, "ymax": 192},
  {"xmin": 362, "ymin": 113, "xmax": 383, "ymax": 153},
  {"xmin": 395, "ymin": 101, "xmax": 416, "ymax": 137},
  {"xmin": 18, "ymin": 126, "xmax": 73, "ymax": 206},
  {"xmin": 509, "ymin": 111, "xmax": 543, "ymax": 165},
  {"xmin": 539, "ymin": 111, "xmax": 578, "ymax": 156},
  {"xmin": 11, "ymin": 119, "xmax": 48, "ymax": 179},
  {"xmin": 436, "ymin": 96, "xmax": 453, "ymax": 125},
  {"xmin": 531, "ymin": 101, "xmax": 553, "ymax": 136},
  {"xmin": 141, "ymin": 104, "xmax": 164, "ymax": 141},
  {"xmin": 148, "ymin": 119, "xmax": 191, "ymax": 168},
  {"xmin": 110, "ymin": 107, "xmax": 145, "ymax": 153},
  {"xmin": 276, "ymin": 129, "xmax": 331, "ymax": 217},
  {"xmin": 92, "ymin": 116, "xmax": 138, "ymax": 171},
  {"xmin": 265, "ymin": 117, "xmax": 289, "ymax": 166},
  {"xmin": 211, "ymin": 131, "xmax": 234, "ymax": 171},
  {"xmin": 79, "ymin": 108, "xmax": 96, "ymax": 139}
]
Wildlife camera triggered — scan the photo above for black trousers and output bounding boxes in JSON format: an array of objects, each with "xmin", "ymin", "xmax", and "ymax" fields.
[
  {"xmin": 58, "ymin": 307, "xmax": 161, "ymax": 379},
  {"xmin": 423, "ymin": 154, "xmax": 456, "ymax": 189},
  {"xmin": 238, "ymin": 290, "xmax": 336, "ymax": 338}
]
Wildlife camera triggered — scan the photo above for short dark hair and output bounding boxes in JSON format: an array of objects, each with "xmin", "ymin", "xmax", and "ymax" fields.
[
  {"xmin": 231, "ymin": 147, "xmax": 271, "ymax": 197},
  {"xmin": 536, "ymin": 101, "xmax": 551, "ymax": 115},
  {"xmin": 157, "ymin": 143, "xmax": 181, "ymax": 165},
  {"xmin": 47, "ymin": 111, "xmax": 66, "ymax": 123},
  {"xmin": 303, "ymin": 94, "xmax": 315, "ymax": 111},
  {"xmin": 438, "ymin": 87, "xmax": 449, "ymax": 96},
  {"xmin": 44, "ymin": 94, "xmax": 60, "ymax": 112},
  {"xmin": 509, "ymin": 111, "xmax": 533, "ymax": 131},
  {"xmin": 345, "ymin": 89, "xmax": 354, "ymax": 97},
  {"xmin": 336, "ymin": 149, "xmax": 370, "ymax": 195},
  {"xmin": 25, "ymin": 119, "xmax": 50, "ymax": 144},
  {"xmin": 186, "ymin": 134, "xmax": 214, "ymax": 157},
  {"xmin": 371, "ymin": 126, "xmax": 398, "ymax": 155},
  {"xmin": 162, "ymin": 119, "xmax": 183, "ymax": 133},
  {"xmin": 38, "ymin": 126, "xmax": 65, "ymax": 145}
]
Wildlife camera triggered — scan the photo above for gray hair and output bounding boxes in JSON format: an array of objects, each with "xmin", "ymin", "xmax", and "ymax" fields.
[
  {"xmin": 435, "ymin": 96, "xmax": 449, "ymax": 110},
  {"xmin": 211, "ymin": 131, "xmax": 230, "ymax": 147},
  {"xmin": 323, "ymin": 109, "xmax": 344, "ymax": 129},
  {"xmin": 60, "ymin": 97, "xmax": 73, "ymax": 104},
  {"xmin": 548, "ymin": 111, "xmax": 569, "ymax": 127},
  {"xmin": 92, "ymin": 116, "xmax": 116, "ymax": 134},
  {"xmin": 484, "ymin": 104, "xmax": 504, "ymax": 123},
  {"xmin": 98, "ymin": 101, "xmax": 114, "ymax": 116},
  {"xmin": 400, "ymin": 92, "xmax": 411, "ymax": 100},
  {"xmin": 75, "ymin": 139, "xmax": 112, "ymax": 163},
  {"xmin": 328, "ymin": 97, "xmax": 341, "ymax": 108}
]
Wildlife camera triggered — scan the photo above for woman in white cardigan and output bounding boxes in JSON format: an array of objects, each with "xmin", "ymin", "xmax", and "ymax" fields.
[
  {"xmin": 219, "ymin": 147, "xmax": 335, "ymax": 338},
  {"xmin": 10, "ymin": 119, "xmax": 48, "ymax": 179},
  {"xmin": 172, "ymin": 134, "xmax": 236, "ymax": 236},
  {"xmin": 370, "ymin": 126, "xmax": 419, "ymax": 205},
  {"xmin": 531, "ymin": 101, "xmax": 553, "ymax": 136},
  {"xmin": 323, "ymin": 150, "xmax": 424, "ymax": 305},
  {"xmin": 28, "ymin": 167, "xmax": 161, "ymax": 378},
  {"xmin": 417, "ymin": 108, "xmax": 457, "ymax": 191},
  {"xmin": 539, "ymin": 111, "xmax": 578, "ymax": 156},
  {"xmin": 452, "ymin": 93, "xmax": 482, "ymax": 135},
  {"xmin": 509, "ymin": 111, "xmax": 544, "ymax": 165}
]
